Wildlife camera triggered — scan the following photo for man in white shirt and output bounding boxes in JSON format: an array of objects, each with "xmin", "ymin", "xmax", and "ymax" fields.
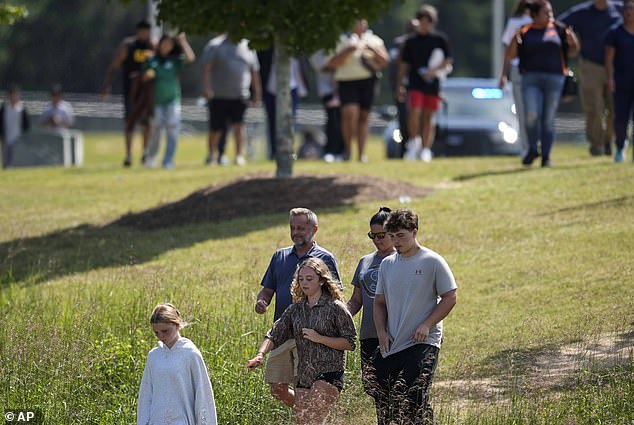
[{"xmin": 0, "ymin": 84, "xmax": 30, "ymax": 168}]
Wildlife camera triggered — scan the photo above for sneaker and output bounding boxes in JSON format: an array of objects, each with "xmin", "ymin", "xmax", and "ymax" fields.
[
  {"xmin": 123, "ymin": 157, "xmax": 132, "ymax": 167},
  {"xmin": 404, "ymin": 137, "xmax": 422, "ymax": 160},
  {"xmin": 614, "ymin": 148, "xmax": 624, "ymax": 163},
  {"xmin": 420, "ymin": 147, "xmax": 432, "ymax": 162},
  {"xmin": 522, "ymin": 150, "xmax": 540, "ymax": 166},
  {"xmin": 359, "ymin": 155, "xmax": 369, "ymax": 163},
  {"xmin": 205, "ymin": 153, "xmax": 216, "ymax": 166},
  {"xmin": 235, "ymin": 155, "xmax": 246, "ymax": 166},
  {"xmin": 162, "ymin": 162, "xmax": 175, "ymax": 170},
  {"xmin": 589, "ymin": 146, "xmax": 603, "ymax": 156},
  {"xmin": 541, "ymin": 158, "xmax": 553, "ymax": 168},
  {"xmin": 219, "ymin": 155, "xmax": 230, "ymax": 166}
]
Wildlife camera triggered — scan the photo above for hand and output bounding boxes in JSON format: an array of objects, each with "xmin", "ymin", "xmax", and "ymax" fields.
[
  {"xmin": 395, "ymin": 85, "xmax": 406, "ymax": 103},
  {"xmin": 255, "ymin": 299, "xmax": 268, "ymax": 314},
  {"xmin": 378, "ymin": 331, "xmax": 392, "ymax": 354},
  {"xmin": 412, "ymin": 323, "xmax": 430, "ymax": 342},
  {"xmin": 302, "ymin": 328, "xmax": 322, "ymax": 344},
  {"xmin": 247, "ymin": 353, "xmax": 264, "ymax": 369},
  {"xmin": 498, "ymin": 75, "xmax": 507, "ymax": 90}
]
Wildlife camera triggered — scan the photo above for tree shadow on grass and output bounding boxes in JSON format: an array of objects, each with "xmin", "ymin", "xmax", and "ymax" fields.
[{"xmin": 0, "ymin": 173, "xmax": 431, "ymax": 286}]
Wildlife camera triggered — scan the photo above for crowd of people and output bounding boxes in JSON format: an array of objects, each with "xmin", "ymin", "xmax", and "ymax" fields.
[
  {"xmin": 139, "ymin": 206, "xmax": 457, "ymax": 425},
  {"xmin": 499, "ymin": 0, "xmax": 633, "ymax": 166}
]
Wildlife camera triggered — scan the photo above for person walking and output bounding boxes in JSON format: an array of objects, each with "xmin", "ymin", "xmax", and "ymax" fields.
[
  {"xmin": 559, "ymin": 0, "xmax": 623, "ymax": 156},
  {"xmin": 137, "ymin": 303, "xmax": 217, "ymax": 425},
  {"xmin": 254, "ymin": 207, "xmax": 341, "ymax": 409},
  {"xmin": 499, "ymin": 0, "xmax": 580, "ymax": 167},
  {"xmin": 605, "ymin": 0, "xmax": 634, "ymax": 162},
  {"xmin": 201, "ymin": 33, "xmax": 261, "ymax": 166},
  {"xmin": 102, "ymin": 20, "xmax": 155, "ymax": 167},
  {"xmin": 142, "ymin": 33, "xmax": 195, "ymax": 169},
  {"xmin": 346, "ymin": 207, "xmax": 395, "ymax": 409},
  {"xmin": 373, "ymin": 209, "xmax": 457, "ymax": 425},
  {"xmin": 501, "ymin": 0, "xmax": 533, "ymax": 156},
  {"xmin": 248, "ymin": 257, "xmax": 356, "ymax": 425},
  {"xmin": 328, "ymin": 19, "xmax": 389, "ymax": 162},
  {"xmin": 397, "ymin": 5, "xmax": 453, "ymax": 162}
]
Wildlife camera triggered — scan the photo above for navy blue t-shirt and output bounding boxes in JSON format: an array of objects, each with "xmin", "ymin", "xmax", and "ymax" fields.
[
  {"xmin": 261, "ymin": 242, "xmax": 340, "ymax": 320},
  {"xmin": 559, "ymin": 1, "xmax": 622, "ymax": 64},
  {"xmin": 400, "ymin": 31, "xmax": 451, "ymax": 95},
  {"xmin": 605, "ymin": 25, "xmax": 634, "ymax": 90},
  {"xmin": 519, "ymin": 23, "xmax": 566, "ymax": 75}
]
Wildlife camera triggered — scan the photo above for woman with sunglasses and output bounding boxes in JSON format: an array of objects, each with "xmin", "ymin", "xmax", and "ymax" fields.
[{"xmin": 346, "ymin": 207, "xmax": 395, "ymax": 402}]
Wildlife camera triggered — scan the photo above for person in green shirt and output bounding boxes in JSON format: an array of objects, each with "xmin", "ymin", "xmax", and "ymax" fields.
[{"xmin": 143, "ymin": 33, "xmax": 195, "ymax": 169}]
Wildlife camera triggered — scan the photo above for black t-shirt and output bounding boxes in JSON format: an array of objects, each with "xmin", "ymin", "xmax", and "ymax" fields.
[
  {"xmin": 122, "ymin": 38, "xmax": 154, "ymax": 94},
  {"xmin": 401, "ymin": 31, "xmax": 451, "ymax": 94},
  {"xmin": 518, "ymin": 23, "xmax": 566, "ymax": 75}
]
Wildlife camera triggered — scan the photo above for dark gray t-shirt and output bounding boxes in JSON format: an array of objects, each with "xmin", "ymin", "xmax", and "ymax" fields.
[
  {"xmin": 201, "ymin": 35, "xmax": 259, "ymax": 100},
  {"xmin": 376, "ymin": 246, "xmax": 457, "ymax": 356},
  {"xmin": 351, "ymin": 251, "xmax": 393, "ymax": 340}
]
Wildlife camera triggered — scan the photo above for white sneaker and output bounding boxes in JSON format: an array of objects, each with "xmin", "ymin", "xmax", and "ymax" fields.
[
  {"xmin": 420, "ymin": 147, "xmax": 432, "ymax": 162},
  {"xmin": 405, "ymin": 137, "xmax": 422, "ymax": 160},
  {"xmin": 235, "ymin": 155, "xmax": 246, "ymax": 166},
  {"xmin": 219, "ymin": 155, "xmax": 230, "ymax": 166}
]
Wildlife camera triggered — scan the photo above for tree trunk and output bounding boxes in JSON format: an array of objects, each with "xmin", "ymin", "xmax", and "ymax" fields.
[{"xmin": 273, "ymin": 35, "xmax": 294, "ymax": 178}]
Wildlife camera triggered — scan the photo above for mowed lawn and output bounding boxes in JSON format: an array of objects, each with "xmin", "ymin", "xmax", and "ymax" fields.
[{"xmin": 1, "ymin": 132, "xmax": 633, "ymax": 424}]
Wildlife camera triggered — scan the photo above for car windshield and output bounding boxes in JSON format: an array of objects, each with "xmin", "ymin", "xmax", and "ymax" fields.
[{"xmin": 441, "ymin": 87, "xmax": 514, "ymax": 119}]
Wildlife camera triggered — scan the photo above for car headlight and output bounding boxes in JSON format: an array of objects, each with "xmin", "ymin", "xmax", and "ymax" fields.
[{"xmin": 498, "ymin": 121, "xmax": 518, "ymax": 144}]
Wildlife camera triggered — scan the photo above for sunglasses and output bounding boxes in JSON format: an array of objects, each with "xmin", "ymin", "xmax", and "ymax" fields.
[{"xmin": 367, "ymin": 231, "xmax": 387, "ymax": 240}]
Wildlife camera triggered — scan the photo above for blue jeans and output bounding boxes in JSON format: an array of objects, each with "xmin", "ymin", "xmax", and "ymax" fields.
[
  {"xmin": 613, "ymin": 88, "xmax": 634, "ymax": 151},
  {"xmin": 521, "ymin": 72, "xmax": 565, "ymax": 161},
  {"xmin": 146, "ymin": 101, "xmax": 181, "ymax": 168}
]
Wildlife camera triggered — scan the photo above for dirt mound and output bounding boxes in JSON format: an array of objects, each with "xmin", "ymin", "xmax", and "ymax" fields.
[{"xmin": 114, "ymin": 173, "xmax": 432, "ymax": 230}]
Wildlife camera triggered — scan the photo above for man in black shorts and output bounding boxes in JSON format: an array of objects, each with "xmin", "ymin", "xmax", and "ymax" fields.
[
  {"xmin": 102, "ymin": 20, "xmax": 155, "ymax": 167},
  {"xmin": 201, "ymin": 33, "xmax": 261, "ymax": 166}
]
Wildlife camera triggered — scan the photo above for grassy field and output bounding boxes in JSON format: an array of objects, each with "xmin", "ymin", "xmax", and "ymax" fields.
[{"xmin": 1, "ymin": 132, "xmax": 633, "ymax": 424}]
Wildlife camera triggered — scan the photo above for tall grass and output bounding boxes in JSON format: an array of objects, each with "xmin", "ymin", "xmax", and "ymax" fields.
[{"xmin": 1, "ymin": 133, "xmax": 633, "ymax": 424}]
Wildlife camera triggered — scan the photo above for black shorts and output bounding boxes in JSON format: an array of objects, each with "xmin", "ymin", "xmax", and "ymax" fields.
[
  {"xmin": 208, "ymin": 98, "xmax": 247, "ymax": 131},
  {"xmin": 338, "ymin": 77, "xmax": 376, "ymax": 110},
  {"xmin": 296, "ymin": 370, "xmax": 345, "ymax": 392}
]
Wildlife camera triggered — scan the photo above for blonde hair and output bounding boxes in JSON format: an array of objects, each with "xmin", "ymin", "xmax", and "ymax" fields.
[
  {"xmin": 150, "ymin": 303, "xmax": 187, "ymax": 329},
  {"xmin": 291, "ymin": 257, "xmax": 343, "ymax": 303}
]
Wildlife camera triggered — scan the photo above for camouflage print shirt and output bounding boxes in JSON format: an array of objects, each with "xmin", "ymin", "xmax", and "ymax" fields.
[{"xmin": 267, "ymin": 294, "xmax": 357, "ymax": 388}]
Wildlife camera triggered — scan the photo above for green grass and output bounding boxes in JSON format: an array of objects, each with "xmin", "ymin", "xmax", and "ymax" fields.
[{"xmin": 1, "ymin": 133, "xmax": 633, "ymax": 424}]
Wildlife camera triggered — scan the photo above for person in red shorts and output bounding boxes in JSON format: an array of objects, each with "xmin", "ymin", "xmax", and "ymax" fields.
[{"xmin": 397, "ymin": 5, "xmax": 453, "ymax": 162}]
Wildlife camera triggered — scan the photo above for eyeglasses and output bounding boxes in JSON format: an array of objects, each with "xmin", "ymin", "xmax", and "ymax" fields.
[{"xmin": 367, "ymin": 231, "xmax": 387, "ymax": 240}]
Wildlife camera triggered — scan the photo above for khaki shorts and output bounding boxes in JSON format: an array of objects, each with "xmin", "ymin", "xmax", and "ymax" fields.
[{"xmin": 265, "ymin": 339, "xmax": 298, "ymax": 384}]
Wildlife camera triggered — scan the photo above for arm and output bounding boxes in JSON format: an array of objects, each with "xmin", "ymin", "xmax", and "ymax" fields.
[
  {"xmin": 177, "ymin": 33, "xmax": 196, "ymax": 64},
  {"xmin": 192, "ymin": 351, "xmax": 218, "ymax": 424},
  {"xmin": 365, "ymin": 42, "xmax": 389, "ymax": 70},
  {"xmin": 326, "ymin": 45, "xmax": 357, "ymax": 69},
  {"xmin": 565, "ymin": 27, "xmax": 580, "ymax": 58},
  {"xmin": 251, "ymin": 68, "xmax": 262, "ymax": 106},
  {"xmin": 136, "ymin": 357, "xmax": 153, "ymax": 425},
  {"xmin": 373, "ymin": 294, "xmax": 392, "ymax": 354},
  {"xmin": 346, "ymin": 286, "xmax": 363, "ymax": 316},
  {"xmin": 255, "ymin": 287, "xmax": 274, "ymax": 314},
  {"xmin": 605, "ymin": 45, "xmax": 616, "ymax": 93},
  {"xmin": 302, "ymin": 302, "xmax": 356, "ymax": 351},
  {"xmin": 202, "ymin": 63, "xmax": 213, "ymax": 100},
  {"xmin": 102, "ymin": 42, "xmax": 128, "ymax": 96},
  {"xmin": 302, "ymin": 331, "xmax": 354, "ymax": 351},
  {"xmin": 498, "ymin": 34, "xmax": 519, "ymax": 88},
  {"xmin": 412, "ymin": 289, "xmax": 457, "ymax": 342}
]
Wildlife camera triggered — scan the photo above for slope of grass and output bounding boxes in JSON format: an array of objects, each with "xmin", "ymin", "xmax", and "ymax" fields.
[{"xmin": 1, "ymin": 133, "xmax": 633, "ymax": 424}]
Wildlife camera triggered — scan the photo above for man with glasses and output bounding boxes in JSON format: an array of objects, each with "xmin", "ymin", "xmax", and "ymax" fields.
[
  {"xmin": 254, "ymin": 207, "xmax": 341, "ymax": 408},
  {"xmin": 373, "ymin": 208, "xmax": 457, "ymax": 425}
]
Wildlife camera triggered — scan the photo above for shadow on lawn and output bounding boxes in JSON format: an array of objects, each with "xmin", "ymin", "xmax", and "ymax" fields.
[{"xmin": 0, "ymin": 173, "xmax": 430, "ymax": 285}]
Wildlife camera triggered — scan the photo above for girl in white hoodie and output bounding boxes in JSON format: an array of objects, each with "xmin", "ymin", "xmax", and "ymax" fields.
[{"xmin": 137, "ymin": 303, "xmax": 217, "ymax": 425}]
